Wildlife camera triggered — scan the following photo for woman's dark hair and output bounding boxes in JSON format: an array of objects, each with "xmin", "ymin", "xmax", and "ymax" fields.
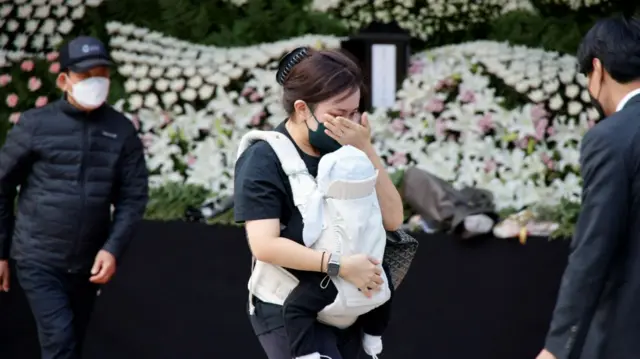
[{"xmin": 276, "ymin": 47, "xmax": 364, "ymax": 114}]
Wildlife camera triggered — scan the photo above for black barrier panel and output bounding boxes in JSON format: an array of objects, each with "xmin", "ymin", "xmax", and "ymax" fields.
[{"xmin": 0, "ymin": 221, "xmax": 569, "ymax": 359}]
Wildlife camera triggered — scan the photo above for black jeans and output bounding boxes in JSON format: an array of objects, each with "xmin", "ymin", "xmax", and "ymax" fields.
[
  {"xmin": 15, "ymin": 261, "xmax": 98, "ymax": 359},
  {"xmin": 258, "ymin": 325, "xmax": 363, "ymax": 359},
  {"xmin": 283, "ymin": 267, "xmax": 394, "ymax": 357}
]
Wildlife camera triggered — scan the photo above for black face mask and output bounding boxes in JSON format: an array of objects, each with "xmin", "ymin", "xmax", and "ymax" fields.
[
  {"xmin": 587, "ymin": 74, "xmax": 606, "ymax": 119},
  {"xmin": 589, "ymin": 93, "xmax": 606, "ymax": 120},
  {"xmin": 305, "ymin": 109, "xmax": 341, "ymax": 155}
]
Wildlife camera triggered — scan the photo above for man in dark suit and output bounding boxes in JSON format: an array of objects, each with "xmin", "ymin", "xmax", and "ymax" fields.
[{"xmin": 537, "ymin": 16, "xmax": 640, "ymax": 359}]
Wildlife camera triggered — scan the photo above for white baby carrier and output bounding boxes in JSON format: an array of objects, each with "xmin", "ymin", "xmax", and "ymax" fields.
[{"xmin": 237, "ymin": 130, "xmax": 392, "ymax": 329}]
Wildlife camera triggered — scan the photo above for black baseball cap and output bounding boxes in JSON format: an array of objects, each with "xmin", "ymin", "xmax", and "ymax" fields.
[{"xmin": 59, "ymin": 36, "xmax": 112, "ymax": 73}]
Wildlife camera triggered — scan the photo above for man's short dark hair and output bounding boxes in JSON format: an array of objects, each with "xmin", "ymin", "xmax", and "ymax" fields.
[{"xmin": 577, "ymin": 16, "xmax": 640, "ymax": 84}]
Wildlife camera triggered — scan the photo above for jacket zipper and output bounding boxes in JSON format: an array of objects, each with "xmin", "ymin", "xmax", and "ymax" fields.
[{"xmin": 70, "ymin": 120, "xmax": 89, "ymax": 272}]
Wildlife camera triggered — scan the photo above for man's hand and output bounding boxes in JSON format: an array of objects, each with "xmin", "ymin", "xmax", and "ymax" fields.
[
  {"xmin": 0, "ymin": 260, "xmax": 9, "ymax": 292},
  {"xmin": 536, "ymin": 349, "xmax": 557, "ymax": 359},
  {"xmin": 90, "ymin": 250, "xmax": 116, "ymax": 284}
]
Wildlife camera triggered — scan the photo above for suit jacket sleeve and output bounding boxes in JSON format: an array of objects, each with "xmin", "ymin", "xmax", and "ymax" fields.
[
  {"xmin": 544, "ymin": 128, "xmax": 630, "ymax": 359},
  {"xmin": 102, "ymin": 131, "xmax": 149, "ymax": 259},
  {"xmin": 0, "ymin": 114, "xmax": 35, "ymax": 259}
]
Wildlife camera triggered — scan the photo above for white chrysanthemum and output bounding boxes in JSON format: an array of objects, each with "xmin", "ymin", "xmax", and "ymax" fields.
[
  {"xmin": 161, "ymin": 92, "xmax": 178, "ymax": 107},
  {"xmin": 6, "ymin": 19, "xmax": 19, "ymax": 32},
  {"xmin": 137, "ymin": 78, "xmax": 153, "ymax": 92},
  {"xmin": 70, "ymin": 5, "xmax": 85, "ymax": 19},
  {"xmin": 155, "ymin": 79, "xmax": 170, "ymax": 92},
  {"xmin": 198, "ymin": 85, "xmax": 215, "ymax": 100},
  {"xmin": 180, "ymin": 88, "xmax": 198, "ymax": 102},
  {"xmin": 53, "ymin": 5, "xmax": 68, "ymax": 17},
  {"xmin": 124, "ymin": 79, "xmax": 137, "ymax": 93},
  {"xmin": 128, "ymin": 94, "xmax": 143, "ymax": 111},
  {"xmin": 144, "ymin": 93, "xmax": 159, "ymax": 109},
  {"xmin": 25, "ymin": 20, "xmax": 39, "ymax": 33},
  {"xmin": 13, "ymin": 34, "xmax": 28, "ymax": 49},
  {"xmin": 0, "ymin": 5, "xmax": 14, "ymax": 18},
  {"xmin": 105, "ymin": 24, "xmax": 589, "ymax": 210},
  {"xmin": 369, "ymin": 40, "xmax": 591, "ymax": 210}
]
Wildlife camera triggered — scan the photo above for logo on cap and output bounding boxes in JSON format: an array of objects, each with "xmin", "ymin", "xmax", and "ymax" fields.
[{"xmin": 82, "ymin": 44, "xmax": 101, "ymax": 53}]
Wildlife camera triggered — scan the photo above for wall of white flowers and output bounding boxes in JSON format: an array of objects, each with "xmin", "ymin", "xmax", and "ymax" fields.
[{"xmin": 1, "ymin": 0, "xmax": 597, "ymax": 212}]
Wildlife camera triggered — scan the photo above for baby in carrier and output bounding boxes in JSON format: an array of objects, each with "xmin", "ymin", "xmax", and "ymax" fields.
[
  {"xmin": 282, "ymin": 144, "xmax": 394, "ymax": 359},
  {"xmin": 237, "ymin": 131, "xmax": 393, "ymax": 359}
]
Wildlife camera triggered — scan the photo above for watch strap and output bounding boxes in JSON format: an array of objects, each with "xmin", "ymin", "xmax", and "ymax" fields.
[{"xmin": 327, "ymin": 253, "xmax": 340, "ymax": 277}]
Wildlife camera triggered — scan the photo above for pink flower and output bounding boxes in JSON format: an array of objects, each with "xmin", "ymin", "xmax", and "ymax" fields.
[
  {"xmin": 517, "ymin": 137, "xmax": 530, "ymax": 149},
  {"xmin": 130, "ymin": 115, "xmax": 140, "ymax": 130},
  {"xmin": 20, "ymin": 60, "xmax": 34, "ymax": 72},
  {"xmin": 250, "ymin": 113, "xmax": 262, "ymax": 126},
  {"xmin": 530, "ymin": 104, "xmax": 547, "ymax": 122},
  {"xmin": 534, "ymin": 118, "xmax": 548, "ymax": 140},
  {"xmin": 49, "ymin": 62, "xmax": 60, "ymax": 74},
  {"xmin": 541, "ymin": 153, "xmax": 555, "ymax": 170},
  {"xmin": 249, "ymin": 92, "xmax": 262, "ymax": 102},
  {"xmin": 546, "ymin": 160, "xmax": 555, "ymax": 170},
  {"xmin": 241, "ymin": 87, "xmax": 254, "ymax": 97},
  {"xmin": 546, "ymin": 126, "xmax": 555, "ymax": 136},
  {"xmin": 459, "ymin": 90, "xmax": 476, "ymax": 103},
  {"xmin": 0, "ymin": 74, "xmax": 11, "ymax": 87},
  {"xmin": 140, "ymin": 133, "xmax": 154, "ymax": 148},
  {"xmin": 35, "ymin": 96, "xmax": 48, "ymax": 108},
  {"xmin": 484, "ymin": 159, "xmax": 497, "ymax": 173},
  {"xmin": 435, "ymin": 78, "xmax": 457, "ymax": 91},
  {"xmin": 434, "ymin": 80, "xmax": 446, "ymax": 91},
  {"xmin": 28, "ymin": 77, "xmax": 42, "ymax": 91},
  {"xmin": 186, "ymin": 155, "xmax": 197, "ymax": 167},
  {"xmin": 426, "ymin": 98, "xmax": 445, "ymax": 113},
  {"xmin": 46, "ymin": 52, "xmax": 59, "ymax": 62},
  {"xmin": 9, "ymin": 112, "xmax": 21, "ymax": 124},
  {"xmin": 6, "ymin": 93, "xmax": 18, "ymax": 108},
  {"xmin": 390, "ymin": 118, "xmax": 405, "ymax": 133},
  {"xmin": 388, "ymin": 152, "xmax": 408, "ymax": 166},
  {"xmin": 408, "ymin": 60, "xmax": 425, "ymax": 75},
  {"xmin": 478, "ymin": 113, "xmax": 493, "ymax": 133},
  {"xmin": 162, "ymin": 112, "xmax": 172, "ymax": 127},
  {"xmin": 435, "ymin": 118, "xmax": 446, "ymax": 136}
]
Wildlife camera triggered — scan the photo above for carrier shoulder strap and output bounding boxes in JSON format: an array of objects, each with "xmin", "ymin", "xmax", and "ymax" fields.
[
  {"xmin": 237, "ymin": 130, "xmax": 316, "ymax": 210},
  {"xmin": 238, "ymin": 131, "xmax": 319, "ymax": 315}
]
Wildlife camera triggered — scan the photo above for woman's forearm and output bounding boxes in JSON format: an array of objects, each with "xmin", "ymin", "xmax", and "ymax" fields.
[
  {"xmin": 361, "ymin": 143, "xmax": 405, "ymax": 230},
  {"xmin": 252, "ymin": 235, "xmax": 329, "ymax": 273}
]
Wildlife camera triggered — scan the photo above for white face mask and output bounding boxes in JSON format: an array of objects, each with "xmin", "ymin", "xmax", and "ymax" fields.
[{"xmin": 68, "ymin": 76, "xmax": 110, "ymax": 109}]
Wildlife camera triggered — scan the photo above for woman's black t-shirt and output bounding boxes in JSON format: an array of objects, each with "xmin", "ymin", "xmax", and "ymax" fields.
[{"xmin": 234, "ymin": 120, "xmax": 321, "ymax": 335}]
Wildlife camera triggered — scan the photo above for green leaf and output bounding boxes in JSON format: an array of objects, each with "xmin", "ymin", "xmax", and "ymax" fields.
[
  {"xmin": 527, "ymin": 138, "xmax": 536, "ymax": 154},
  {"xmin": 144, "ymin": 183, "xmax": 212, "ymax": 221}
]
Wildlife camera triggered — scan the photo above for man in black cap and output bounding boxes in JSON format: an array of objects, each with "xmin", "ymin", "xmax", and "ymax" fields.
[{"xmin": 0, "ymin": 35, "xmax": 148, "ymax": 359}]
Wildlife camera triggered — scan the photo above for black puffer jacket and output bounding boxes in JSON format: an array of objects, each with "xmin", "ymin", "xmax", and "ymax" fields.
[{"xmin": 0, "ymin": 99, "xmax": 149, "ymax": 272}]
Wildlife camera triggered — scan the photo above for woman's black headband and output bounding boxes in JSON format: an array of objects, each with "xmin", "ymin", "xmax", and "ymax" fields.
[{"xmin": 276, "ymin": 47, "xmax": 310, "ymax": 86}]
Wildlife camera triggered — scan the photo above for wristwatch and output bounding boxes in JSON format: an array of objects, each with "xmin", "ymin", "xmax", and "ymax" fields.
[{"xmin": 327, "ymin": 254, "xmax": 340, "ymax": 277}]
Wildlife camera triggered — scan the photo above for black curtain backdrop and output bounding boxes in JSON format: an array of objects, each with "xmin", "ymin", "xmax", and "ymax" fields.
[{"xmin": 0, "ymin": 221, "xmax": 569, "ymax": 359}]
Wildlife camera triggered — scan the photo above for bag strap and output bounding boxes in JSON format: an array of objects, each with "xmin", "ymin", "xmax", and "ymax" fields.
[{"xmin": 237, "ymin": 130, "xmax": 316, "ymax": 212}]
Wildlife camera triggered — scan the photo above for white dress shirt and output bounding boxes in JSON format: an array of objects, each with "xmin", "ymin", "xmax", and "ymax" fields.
[{"xmin": 616, "ymin": 88, "xmax": 640, "ymax": 112}]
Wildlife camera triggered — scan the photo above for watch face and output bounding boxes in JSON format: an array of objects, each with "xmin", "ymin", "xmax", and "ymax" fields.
[{"xmin": 328, "ymin": 262, "xmax": 339, "ymax": 276}]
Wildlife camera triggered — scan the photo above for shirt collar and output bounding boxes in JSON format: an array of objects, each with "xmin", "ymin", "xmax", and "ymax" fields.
[{"xmin": 616, "ymin": 88, "xmax": 640, "ymax": 112}]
